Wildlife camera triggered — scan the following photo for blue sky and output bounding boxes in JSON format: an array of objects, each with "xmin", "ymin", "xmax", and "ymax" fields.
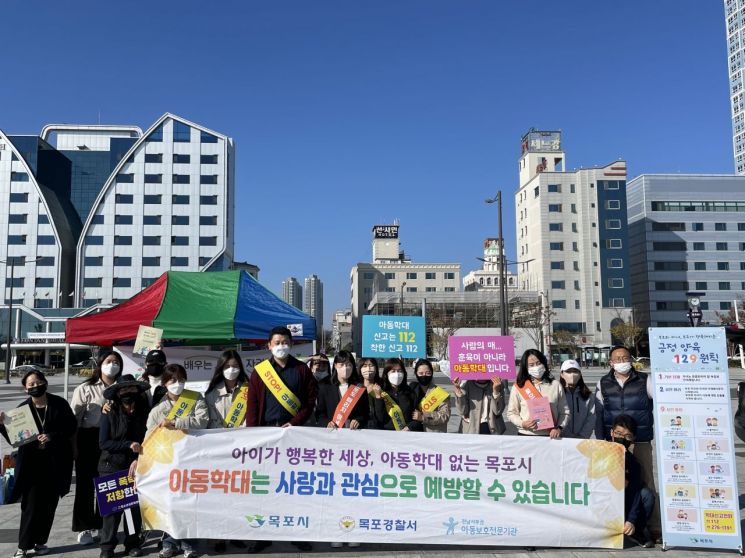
[{"xmin": 0, "ymin": 1, "xmax": 732, "ymax": 326}]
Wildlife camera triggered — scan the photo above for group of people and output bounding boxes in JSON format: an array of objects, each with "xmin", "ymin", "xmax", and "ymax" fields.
[{"xmin": 0, "ymin": 326, "xmax": 659, "ymax": 557}]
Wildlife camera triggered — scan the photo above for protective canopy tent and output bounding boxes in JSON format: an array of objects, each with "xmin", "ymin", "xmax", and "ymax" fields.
[{"xmin": 65, "ymin": 271, "xmax": 316, "ymax": 346}]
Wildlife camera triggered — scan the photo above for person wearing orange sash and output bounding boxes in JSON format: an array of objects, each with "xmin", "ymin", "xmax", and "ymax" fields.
[
  {"xmin": 409, "ymin": 359, "xmax": 450, "ymax": 433},
  {"xmin": 314, "ymin": 351, "xmax": 367, "ymax": 430},
  {"xmin": 372, "ymin": 358, "xmax": 418, "ymax": 431},
  {"xmin": 358, "ymin": 357, "xmax": 383, "ymax": 429},
  {"xmin": 506, "ymin": 349, "xmax": 569, "ymax": 438}
]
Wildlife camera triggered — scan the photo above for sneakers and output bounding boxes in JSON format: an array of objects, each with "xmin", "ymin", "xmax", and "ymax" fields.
[
  {"xmin": 330, "ymin": 542, "xmax": 343, "ymax": 548},
  {"xmin": 12, "ymin": 550, "xmax": 27, "ymax": 558},
  {"xmin": 159, "ymin": 548, "xmax": 177, "ymax": 558},
  {"xmin": 183, "ymin": 551, "xmax": 198, "ymax": 558},
  {"xmin": 32, "ymin": 546, "xmax": 49, "ymax": 556},
  {"xmin": 99, "ymin": 551, "xmax": 114, "ymax": 558},
  {"xmin": 77, "ymin": 530, "xmax": 95, "ymax": 546},
  {"xmin": 127, "ymin": 548, "xmax": 142, "ymax": 557}
]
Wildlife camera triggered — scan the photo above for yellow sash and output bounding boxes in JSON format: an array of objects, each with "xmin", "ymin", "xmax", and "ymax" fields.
[
  {"xmin": 255, "ymin": 359, "xmax": 301, "ymax": 417},
  {"xmin": 380, "ymin": 391, "xmax": 406, "ymax": 431},
  {"xmin": 223, "ymin": 384, "xmax": 249, "ymax": 428},
  {"xmin": 166, "ymin": 389, "xmax": 200, "ymax": 421},
  {"xmin": 419, "ymin": 385, "xmax": 450, "ymax": 413}
]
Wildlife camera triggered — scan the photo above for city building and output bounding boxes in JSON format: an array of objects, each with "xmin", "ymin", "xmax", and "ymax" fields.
[
  {"xmin": 230, "ymin": 260, "xmax": 260, "ymax": 280},
  {"xmin": 282, "ymin": 277, "xmax": 303, "ymax": 310},
  {"xmin": 627, "ymin": 174, "xmax": 745, "ymax": 328},
  {"xmin": 303, "ymin": 274, "xmax": 323, "ymax": 333},
  {"xmin": 463, "ymin": 238, "xmax": 519, "ymax": 292},
  {"xmin": 350, "ymin": 224, "xmax": 461, "ymax": 353},
  {"xmin": 332, "ymin": 309, "xmax": 353, "ymax": 352},
  {"xmin": 515, "ymin": 129, "xmax": 632, "ymax": 344},
  {"xmin": 725, "ymin": 0, "xmax": 745, "ymax": 174}
]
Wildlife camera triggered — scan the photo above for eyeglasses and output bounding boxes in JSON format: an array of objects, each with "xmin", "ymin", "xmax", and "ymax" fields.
[
  {"xmin": 611, "ymin": 430, "xmax": 633, "ymax": 441},
  {"xmin": 610, "ymin": 356, "xmax": 632, "ymax": 363}
]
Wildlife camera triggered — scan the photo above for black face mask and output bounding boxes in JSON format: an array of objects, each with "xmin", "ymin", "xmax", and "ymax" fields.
[
  {"xmin": 475, "ymin": 380, "xmax": 490, "ymax": 387},
  {"xmin": 120, "ymin": 395, "xmax": 137, "ymax": 406},
  {"xmin": 28, "ymin": 384, "xmax": 47, "ymax": 398},
  {"xmin": 613, "ymin": 436, "xmax": 632, "ymax": 449},
  {"xmin": 146, "ymin": 364, "xmax": 164, "ymax": 377},
  {"xmin": 416, "ymin": 374, "xmax": 433, "ymax": 386}
]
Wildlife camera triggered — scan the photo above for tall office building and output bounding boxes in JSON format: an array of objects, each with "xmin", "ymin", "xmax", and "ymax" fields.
[
  {"xmin": 303, "ymin": 274, "xmax": 323, "ymax": 332},
  {"xmin": 726, "ymin": 0, "xmax": 745, "ymax": 174},
  {"xmin": 282, "ymin": 277, "xmax": 303, "ymax": 310},
  {"xmin": 515, "ymin": 129, "xmax": 632, "ymax": 344},
  {"xmin": 627, "ymin": 174, "xmax": 745, "ymax": 328}
]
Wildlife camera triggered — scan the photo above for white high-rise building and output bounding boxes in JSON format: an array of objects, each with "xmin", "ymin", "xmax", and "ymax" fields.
[
  {"xmin": 515, "ymin": 129, "xmax": 632, "ymax": 344},
  {"xmin": 282, "ymin": 277, "xmax": 303, "ymax": 310},
  {"xmin": 303, "ymin": 274, "xmax": 323, "ymax": 332},
  {"xmin": 726, "ymin": 0, "xmax": 745, "ymax": 174}
]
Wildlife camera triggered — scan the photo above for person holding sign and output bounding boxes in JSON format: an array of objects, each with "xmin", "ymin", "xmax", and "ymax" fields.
[
  {"xmin": 558, "ymin": 359, "xmax": 595, "ymax": 439},
  {"xmin": 506, "ymin": 349, "xmax": 568, "ymax": 438},
  {"xmin": 70, "ymin": 349, "xmax": 123, "ymax": 546},
  {"xmin": 1, "ymin": 371, "xmax": 77, "ymax": 558},
  {"xmin": 409, "ymin": 359, "xmax": 451, "ymax": 433},
  {"xmin": 314, "ymin": 350, "xmax": 368, "ymax": 431},
  {"xmin": 205, "ymin": 349, "xmax": 250, "ymax": 430},
  {"xmin": 98, "ymin": 375, "xmax": 149, "ymax": 558},
  {"xmin": 372, "ymin": 358, "xmax": 419, "ymax": 431},
  {"xmin": 147, "ymin": 364, "xmax": 207, "ymax": 558},
  {"xmin": 245, "ymin": 326, "xmax": 317, "ymax": 553},
  {"xmin": 452, "ymin": 376, "xmax": 506, "ymax": 435}
]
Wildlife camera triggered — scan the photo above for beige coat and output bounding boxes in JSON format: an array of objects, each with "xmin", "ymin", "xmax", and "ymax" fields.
[
  {"xmin": 505, "ymin": 378, "xmax": 569, "ymax": 436},
  {"xmin": 146, "ymin": 395, "xmax": 209, "ymax": 432},
  {"xmin": 204, "ymin": 380, "xmax": 247, "ymax": 429},
  {"xmin": 455, "ymin": 380, "xmax": 507, "ymax": 434}
]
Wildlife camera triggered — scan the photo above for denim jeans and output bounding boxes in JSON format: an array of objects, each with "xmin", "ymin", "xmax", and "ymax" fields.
[{"xmin": 162, "ymin": 534, "xmax": 194, "ymax": 552}]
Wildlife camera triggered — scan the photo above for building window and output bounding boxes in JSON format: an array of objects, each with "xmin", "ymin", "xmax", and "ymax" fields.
[
  {"xmin": 173, "ymin": 153, "xmax": 191, "ymax": 164},
  {"xmin": 201, "ymin": 131, "xmax": 218, "ymax": 143},
  {"xmin": 171, "ymin": 257, "xmax": 189, "ymax": 267},
  {"xmin": 406, "ymin": 272, "xmax": 418, "ymax": 279},
  {"xmin": 572, "ymin": 241, "xmax": 579, "ymax": 252},
  {"xmin": 692, "ymin": 222, "xmax": 704, "ymax": 231},
  {"xmin": 384, "ymin": 272, "xmax": 395, "ymax": 280},
  {"xmin": 653, "ymin": 242, "xmax": 686, "ymax": 251},
  {"xmin": 85, "ymin": 256, "xmax": 103, "ymax": 266},
  {"xmin": 143, "ymin": 256, "xmax": 160, "ymax": 266},
  {"xmin": 173, "ymin": 174, "xmax": 190, "ymax": 184},
  {"xmin": 144, "ymin": 194, "xmax": 162, "ymax": 204},
  {"xmin": 113, "ymin": 278, "xmax": 131, "ymax": 288},
  {"xmin": 200, "ymin": 195, "xmax": 218, "ymax": 205},
  {"xmin": 148, "ymin": 125, "xmax": 164, "ymax": 142},
  {"xmin": 199, "ymin": 236, "xmax": 217, "ymax": 246},
  {"xmin": 38, "ymin": 214, "xmax": 49, "ymax": 224},
  {"xmin": 694, "ymin": 262, "xmax": 706, "ymax": 270},
  {"xmin": 548, "ymin": 204, "xmax": 562, "ymax": 212},
  {"xmin": 406, "ymin": 287, "xmax": 417, "ymax": 292},
  {"xmin": 606, "ymin": 239, "xmax": 622, "ymax": 249},
  {"xmin": 605, "ymin": 219, "xmax": 621, "ymax": 229},
  {"xmin": 552, "ymin": 300, "xmax": 566, "ymax": 309},
  {"xmin": 719, "ymin": 281, "xmax": 731, "ymax": 290},
  {"xmin": 172, "ymin": 215, "xmax": 189, "ymax": 225},
  {"xmin": 86, "ymin": 236, "xmax": 104, "ymax": 245},
  {"xmin": 142, "ymin": 278, "xmax": 157, "ymax": 288},
  {"xmin": 9, "ymin": 192, "xmax": 28, "ymax": 203},
  {"xmin": 36, "ymin": 235, "xmax": 55, "ymax": 245},
  {"xmin": 143, "ymin": 215, "xmax": 161, "ymax": 225},
  {"xmin": 695, "ymin": 281, "xmax": 707, "ymax": 290},
  {"xmin": 200, "ymin": 174, "xmax": 218, "ymax": 185},
  {"xmin": 115, "ymin": 194, "xmax": 134, "ymax": 204},
  {"xmin": 84, "ymin": 277, "xmax": 102, "ymax": 288},
  {"xmin": 172, "ymin": 195, "xmax": 190, "ymax": 205},
  {"xmin": 445, "ymin": 272, "xmax": 455, "ymax": 280},
  {"xmin": 551, "ymin": 280, "xmax": 565, "ymax": 289},
  {"xmin": 8, "ymin": 214, "xmax": 27, "ymax": 224},
  {"xmin": 575, "ymin": 300, "xmax": 580, "ymax": 309},
  {"xmin": 425, "ymin": 287, "xmax": 436, "ymax": 292},
  {"xmin": 145, "ymin": 174, "xmax": 162, "ymax": 184},
  {"xmin": 570, "ymin": 184, "xmax": 575, "ymax": 193},
  {"xmin": 36, "ymin": 257, "xmax": 53, "ymax": 267},
  {"xmin": 655, "ymin": 281, "xmax": 688, "ymax": 291},
  {"xmin": 92, "ymin": 215, "xmax": 104, "ymax": 224},
  {"xmin": 652, "ymin": 222, "xmax": 685, "ymax": 231},
  {"xmin": 143, "ymin": 236, "xmax": 161, "ymax": 246},
  {"xmin": 739, "ymin": 223, "xmax": 745, "ymax": 231},
  {"xmin": 718, "ymin": 262, "xmax": 730, "ymax": 270},
  {"xmin": 425, "ymin": 272, "xmax": 436, "ymax": 280},
  {"xmin": 171, "ymin": 236, "xmax": 189, "ymax": 246},
  {"xmin": 114, "ymin": 257, "xmax": 132, "ymax": 266},
  {"xmin": 534, "ymin": 186, "xmax": 540, "ymax": 197},
  {"xmin": 550, "ymin": 261, "xmax": 564, "ymax": 270},
  {"xmin": 604, "ymin": 181, "xmax": 620, "ymax": 190},
  {"xmin": 115, "ymin": 215, "xmax": 133, "ymax": 225},
  {"xmin": 116, "ymin": 173, "xmax": 134, "ymax": 183},
  {"xmin": 363, "ymin": 272, "xmax": 374, "ymax": 280},
  {"xmin": 10, "ymin": 171, "xmax": 29, "ymax": 182},
  {"xmin": 692, "ymin": 242, "xmax": 705, "ymax": 250},
  {"xmin": 548, "ymin": 184, "xmax": 561, "ymax": 193},
  {"xmin": 114, "ymin": 235, "xmax": 132, "ymax": 245},
  {"xmin": 549, "ymin": 223, "xmax": 563, "ymax": 232},
  {"xmin": 8, "ymin": 235, "xmax": 26, "ymax": 245},
  {"xmin": 574, "ymin": 280, "xmax": 580, "ymax": 290},
  {"xmin": 199, "ymin": 215, "xmax": 217, "ymax": 225},
  {"xmin": 550, "ymin": 242, "xmax": 564, "ymax": 250},
  {"xmin": 199, "ymin": 257, "xmax": 211, "ymax": 266},
  {"xmin": 607, "ymin": 258, "xmax": 623, "ymax": 268},
  {"xmin": 608, "ymin": 278, "xmax": 624, "ymax": 288},
  {"xmin": 720, "ymin": 301, "xmax": 732, "ymax": 310},
  {"xmin": 609, "ymin": 298, "xmax": 626, "ymax": 307},
  {"xmin": 145, "ymin": 153, "xmax": 163, "ymax": 163},
  {"xmin": 35, "ymin": 278, "xmax": 54, "ymax": 289},
  {"xmin": 715, "ymin": 222, "xmax": 727, "ymax": 231},
  {"xmin": 444, "ymin": 287, "xmax": 455, "ymax": 292},
  {"xmin": 606, "ymin": 200, "xmax": 621, "ymax": 210},
  {"xmin": 173, "ymin": 121, "xmax": 191, "ymax": 142},
  {"xmin": 5, "ymin": 277, "xmax": 24, "ymax": 288},
  {"xmin": 200, "ymin": 154, "xmax": 218, "ymax": 164},
  {"xmin": 716, "ymin": 242, "xmax": 728, "ymax": 251}
]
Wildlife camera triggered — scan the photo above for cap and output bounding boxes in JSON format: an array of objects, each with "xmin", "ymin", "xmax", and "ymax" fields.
[
  {"xmin": 145, "ymin": 349, "xmax": 167, "ymax": 366},
  {"xmin": 560, "ymin": 359, "xmax": 580, "ymax": 372}
]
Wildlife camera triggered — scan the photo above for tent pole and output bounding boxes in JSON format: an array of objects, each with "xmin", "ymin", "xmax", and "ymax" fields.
[{"xmin": 64, "ymin": 343, "xmax": 70, "ymax": 402}]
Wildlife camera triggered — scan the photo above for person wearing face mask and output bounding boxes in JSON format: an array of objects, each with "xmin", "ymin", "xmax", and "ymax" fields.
[
  {"xmin": 141, "ymin": 349, "xmax": 168, "ymax": 408},
  {"xmin": 69, "ymin": 350, "xmax": 124, "ymax": 545},
  {"xmin": 506, "ymin": 349, "xmax": 569, "ymax": 438},
  {"xmin": 558, "ymin": 359, "xmax": 595, "ymax": 439},
  {"xmin": 1, "ymin": 371, "xmax": 77, "ymax": 558},
  {"xmin": 205, "ymin": 349, "xmax": 251, "ymax": 431},
  {"xmin": 98, "ymin": 375, "xmax": 150, "ymax": 558},
  {"xmin": 146, "ymin": 365, "xmax": 207, "ymax": 558},
  {"xmin": 595, "ymin": 345, "xmax": 658, "ymax": 539},
  {"xmin": 314, "ymin": 351, "xmax": 368, "ymax": 432},
  {"xmin": 372, "ymin": 358, "xmax": 419, "ymax": 432},
  {"xmin": 245, "ymin": 326, "xmax": 317, "ymax": 553},
  {"xmin": 452, "ymin": 374, "xmax": 506, "ymax": 435},
  {"xmin": 358, "ymin": 357, "xmax": 384, "ymax": 429},
  {"xmin": 611, "ymin": 415, "xmax": 655, "ymax": 548},
  {"xmin": 409, "ymin": 359, "xmax": 451, "ymax": 433},
  {"xmin": 306, "ymin": 354, "xmax": 331, "ymax": 426}
]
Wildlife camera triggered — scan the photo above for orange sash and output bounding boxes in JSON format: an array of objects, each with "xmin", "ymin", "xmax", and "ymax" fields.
[
  {"xmin": 515, "ymin": 380, "xmax": 543, "ymax": 401},
  {"xmin": 332, "ymin": 385, "xmax": 366, "ymax": 428}
]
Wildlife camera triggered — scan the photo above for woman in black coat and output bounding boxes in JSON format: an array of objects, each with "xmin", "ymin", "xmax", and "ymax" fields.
[
  {"xmin": 0, "ymin": 370, "xmax": 76, "ymax": 558},
  {"xmin": 372, "ymin": 358, "xmax": 420, "ymax": 431},
  {"xmin": 314, "ymin": 351, "xmax": 368, "ymax": 429}
]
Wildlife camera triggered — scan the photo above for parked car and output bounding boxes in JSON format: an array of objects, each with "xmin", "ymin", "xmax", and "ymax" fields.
[{"xmin": 9, "ymin": 363, "xmax": 54, "ymax": 377}]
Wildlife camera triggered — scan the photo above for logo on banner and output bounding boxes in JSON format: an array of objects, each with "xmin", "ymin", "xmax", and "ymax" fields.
[
  {"xmin": 339, "ymin": 516, "xmax": 355, "ymax": 532},
  {"xmin": 287, "ymin": 323, "xmax": 303, "ymax": 337},
  {"xmin": 246, "ymin": 514, "xmax": 265, "ymax": 528}
]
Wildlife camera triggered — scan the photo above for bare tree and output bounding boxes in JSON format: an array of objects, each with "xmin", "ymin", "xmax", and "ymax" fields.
[
  {"xmin": 609, "ymin": 320, "xmax": 644, "ymax": 355},
  {"xmin": 552, "ymin": 330, "xmax": 580, "ymax": 358},
  {"xmin": 511, "ymin": 300, "xmax": 554, "ymax": 351},
  {"xmin": 715, "ymin": 296, "xmax": 745, "ymax": 324}
]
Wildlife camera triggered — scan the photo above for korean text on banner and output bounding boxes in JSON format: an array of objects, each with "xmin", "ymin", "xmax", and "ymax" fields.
[
  {"xmin": 136, "ymin": 427, "xmax": 625, "ymax": 548},
  {"xmin": 361, "ymin": 315, "xmax": 426, "ymax": 359},
  {"xmin": 649, "ymin": 327, "xmax": 742, "ymax": 552},
  {"xmin": 95, "ymin": 470, "xmax": 138, "ymax": 516},
  {"xmin": 448, "ymin": 335, "xmax": 515, "ymax": 380}
]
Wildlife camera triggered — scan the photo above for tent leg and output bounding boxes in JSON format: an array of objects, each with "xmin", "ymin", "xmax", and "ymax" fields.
[
  {"xmin": 312, "ymin": 340, "xmax": 317, "ymax": 354},
  {"xmin": 64, "ymin": 343, "xmax": 70, "ymax": 402}
]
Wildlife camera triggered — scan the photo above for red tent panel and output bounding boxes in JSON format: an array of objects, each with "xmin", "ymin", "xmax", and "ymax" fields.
[{"xmin": 65, "ymin": 273, "xmax": 169, "ymax": 345}]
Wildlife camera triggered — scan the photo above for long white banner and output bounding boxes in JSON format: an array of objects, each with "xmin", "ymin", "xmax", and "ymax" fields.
[{"xmin": 136, "ymin": 427, "xmax": 625, "ymax": 547}]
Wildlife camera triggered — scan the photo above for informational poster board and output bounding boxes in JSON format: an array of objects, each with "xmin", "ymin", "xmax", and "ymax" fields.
[
  {"xmin": 361, "ymin": 316, "xmax": 426, "ymax": 359},
  {"xmin": 649, "ymin": 327, "xmax": 741, "ymax": 552},
  {"xmin": 447, "ymin": 335, "xmax": 515, "ymax": 380}
]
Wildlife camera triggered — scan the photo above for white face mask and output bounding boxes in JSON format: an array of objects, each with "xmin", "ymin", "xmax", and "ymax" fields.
[
  {"xmin": 223, "ymin": 366, "xmax": 240, "ymax": 381},
  {"xmin": 271, "ymin": 344, "xmax": 291, "ymax": 359},
  {"xmin": 388, "ymin": 371, "xmax": 404, "ymax": 386},
  {"xmin": 562, "ymin": 371, "xmax": 580, "ymax": 386},
  {"xmin": 167, "ymin": 382, "xmax": 186, "ymax": 396},
  {"xmin": 337, "ymin": 366, "xmax": 352, "ymax": 381},
  {"xmin": 528, "ymin": 365, "xmax": 545, "ymax": 379},
  {"xmin": 613, "ymin": 362, "xmax": 632, "ymax": 375},
  {"xmin": 148, "ymin": 375, "xmax": 161, "ymax": 388},
  {"xmin": 101, "ymin": 362, "xmax": 120, "ymax": 377}
]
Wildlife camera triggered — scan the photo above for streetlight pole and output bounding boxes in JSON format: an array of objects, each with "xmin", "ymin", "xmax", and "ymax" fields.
[
  {"xmin": 399, "ymin": 281, "xmax": 407, "ymax": 315},
  {"xmin": 3, "ymin": 256, "xmax": 40, "ymax": 383},
  {"xmin": 485, "ymin": 191, "xmax": 508, "ymax": 335}
]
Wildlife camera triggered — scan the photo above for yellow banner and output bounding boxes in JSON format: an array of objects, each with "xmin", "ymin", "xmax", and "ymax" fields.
[
  {"xmin": 223, "ymin": 385, "xmax": 249, "ymax": 428},
  {"xmin": 419, "ymin": 385, "xmax": 449, "ymax": 413},
  {"xmin": 380, "ymin": 391, "xmax": 406, "ymax": 431},
  {"xmin": 166, "ymin": 389, "xmax": 200, "ymax": 421},
  {"xmin": 255, "ymin": 360, "xmax": 301, "ymax": 417}
]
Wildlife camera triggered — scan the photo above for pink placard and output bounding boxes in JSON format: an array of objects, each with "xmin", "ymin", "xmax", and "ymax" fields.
[
  {"xmin": 447, "ymin": 335, "xmax": 515, "ymax": 380},
  {"xmin": 527, "ymin": 397, "xmax": 555, "ymax": 430}
]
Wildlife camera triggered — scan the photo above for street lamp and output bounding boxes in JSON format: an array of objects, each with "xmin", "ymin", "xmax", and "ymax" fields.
[
  {"xmin": 399, "ymin": 281, "xmax": 407, "ymax": 315},
  {"xmin": 485, "ymin": 192, "xmax": 508, "ymax": 335},
  {"xmin": 2, "ymin": 256, "xmax": 41, "ymax": 383}
]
